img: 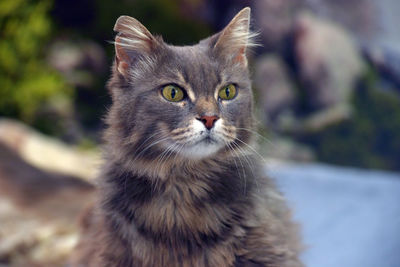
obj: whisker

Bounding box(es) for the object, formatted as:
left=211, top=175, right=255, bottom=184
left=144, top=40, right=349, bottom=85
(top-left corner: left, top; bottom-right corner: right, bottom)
left=233, top=137, right=267, bottom=164
left=154, top=143, right=174, bottom=170
left=233, top=141, right=257, bottom=181
left=133, top=135, right=171, bottom=162
left=225, top=141, right=246, bottom=195
left=171, top=142, right=186, bottom=167
left=154, top=142, right=179, bottom=172
left=236, top=127, right=276, bottom=149
left=129, top=130, right=164, bottom=149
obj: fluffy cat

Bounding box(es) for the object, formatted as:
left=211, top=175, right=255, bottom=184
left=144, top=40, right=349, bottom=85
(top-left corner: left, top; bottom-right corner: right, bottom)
left=71, top=7, right=303, bottom=267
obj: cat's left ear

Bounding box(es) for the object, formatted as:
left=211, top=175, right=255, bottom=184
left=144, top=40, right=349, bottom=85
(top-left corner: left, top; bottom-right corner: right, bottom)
left=213, top=7, right=256, bottom=67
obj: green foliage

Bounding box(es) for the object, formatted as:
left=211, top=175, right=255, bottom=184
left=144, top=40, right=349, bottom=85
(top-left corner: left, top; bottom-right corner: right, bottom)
left=301, top=67, right=400, bottom=171
left=93, top=0, right=211, bottom=53
left=0, top=0, right=70, bottom=121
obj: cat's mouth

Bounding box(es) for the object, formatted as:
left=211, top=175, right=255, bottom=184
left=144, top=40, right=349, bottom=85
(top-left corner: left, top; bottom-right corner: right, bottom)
left=169, top=119, right=233, bottom=159
left=196, top=133, right=218, bottom=145
left=176, top=132, right=223, bottom=159
left=202, top=135, right=216, bottom=144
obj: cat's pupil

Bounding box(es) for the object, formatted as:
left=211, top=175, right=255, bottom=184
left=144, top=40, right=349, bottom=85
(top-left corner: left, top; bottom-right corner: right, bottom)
left=171, top=88, right=176, bottom=99
left=225, top=87, right=230, bottom=97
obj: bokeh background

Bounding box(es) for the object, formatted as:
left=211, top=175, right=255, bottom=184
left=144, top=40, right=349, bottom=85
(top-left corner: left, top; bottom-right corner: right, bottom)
left=0, top=0, right=399, bottom=266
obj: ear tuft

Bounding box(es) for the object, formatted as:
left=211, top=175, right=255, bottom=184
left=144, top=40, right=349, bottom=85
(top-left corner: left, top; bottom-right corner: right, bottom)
left=113, top=16, right=159, bottom=75
left=214, top=7, right=259, bottom=66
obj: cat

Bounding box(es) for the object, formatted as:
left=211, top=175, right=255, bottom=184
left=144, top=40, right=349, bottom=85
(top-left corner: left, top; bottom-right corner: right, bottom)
left=70, top=7, right=303, bottom=267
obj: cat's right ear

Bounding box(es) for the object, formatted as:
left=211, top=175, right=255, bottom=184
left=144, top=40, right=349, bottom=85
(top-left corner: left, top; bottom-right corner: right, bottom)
left=113, top=16, right=159, bottom=76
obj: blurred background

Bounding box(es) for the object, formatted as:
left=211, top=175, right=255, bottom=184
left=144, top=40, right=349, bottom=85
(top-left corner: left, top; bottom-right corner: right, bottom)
left=0, top=0, right=399, bottom=266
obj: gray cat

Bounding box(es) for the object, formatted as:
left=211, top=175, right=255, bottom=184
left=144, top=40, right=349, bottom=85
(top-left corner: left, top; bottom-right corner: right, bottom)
left=71, top=7, right=303, bottom=267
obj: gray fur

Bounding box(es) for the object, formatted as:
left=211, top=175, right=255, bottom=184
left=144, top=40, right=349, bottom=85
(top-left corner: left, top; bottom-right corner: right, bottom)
left=71, top=7, right=303, bottom=267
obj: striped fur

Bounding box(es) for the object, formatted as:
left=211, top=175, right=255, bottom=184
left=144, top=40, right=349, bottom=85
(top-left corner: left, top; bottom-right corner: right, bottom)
left=71, top=7, right=303, bottom=267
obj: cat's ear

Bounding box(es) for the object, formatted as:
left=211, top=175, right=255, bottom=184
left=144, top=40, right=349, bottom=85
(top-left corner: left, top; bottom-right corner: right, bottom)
left=213, top=7, right=256, bottom=67
left=113, top=16, right=160, bottom=76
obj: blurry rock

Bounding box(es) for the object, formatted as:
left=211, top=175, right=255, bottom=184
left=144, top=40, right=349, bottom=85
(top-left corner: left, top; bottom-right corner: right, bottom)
left=281, top=104, right=353, bottom=134
left=253, top=0, right=305, bottom=51
left=47, top=40, right=107, bottom=87
left=294, top=12, right=365, bottom=110
left=0, top=143, right=95, bottom=266
left=363, top=45, right=400, bottom=90
left=46, top=39, right=108, bottom=144
left=0, top=197, right=79, bottom=267
left=305, top=0, right=378, bottom=42
left=0, top=142, right=95, bottom=217
left=254, top=55, right=296, bottom=126
left=0, top=118, right=101, bottom=181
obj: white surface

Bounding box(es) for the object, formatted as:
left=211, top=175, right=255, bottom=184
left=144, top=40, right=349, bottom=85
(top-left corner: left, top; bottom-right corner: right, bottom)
left=268, top=163, right=400, bottom=267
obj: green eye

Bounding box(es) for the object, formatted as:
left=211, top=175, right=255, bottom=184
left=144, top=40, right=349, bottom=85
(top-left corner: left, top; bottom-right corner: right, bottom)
left=218, top=84, right=237, bottom=100
left=162, top=85, right=184, bottom=102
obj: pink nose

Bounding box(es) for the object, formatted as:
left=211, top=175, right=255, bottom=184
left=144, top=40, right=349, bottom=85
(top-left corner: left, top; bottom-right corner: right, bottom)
left=198, top=115, right=219, bottom=130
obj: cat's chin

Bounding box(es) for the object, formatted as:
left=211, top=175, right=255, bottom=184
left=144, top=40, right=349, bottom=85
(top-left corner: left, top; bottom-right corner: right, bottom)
left=178, top=140, right=224, bottom=159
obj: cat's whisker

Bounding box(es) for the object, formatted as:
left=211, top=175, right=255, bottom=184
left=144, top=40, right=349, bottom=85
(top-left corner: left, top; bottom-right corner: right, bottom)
left=231, top=141, right=255, bottom=169
left=133, top=136, right=171, bottom=162
left=233, top=137, right=267, bottom=164
left=230, top=141, right=259, bottom=191
left=171, top=142, right=186, bottom=167
left=225, top=141, right=247, bottom=195
left=224, top=141, right=246, bottom=188
left=128, top=130, right=165, bottom=149
left=154, top=142, right=179, bottom=173
left=232, top=140, right=263, bottom=192
left=229, top=142, right=249, bottom=194
left=234, top=142, right=261, bottom=193
left=221, top=126, right=236, bottom=136
left=236, top=127, right=276, bottom=149
left=153, top=144, right=174, bottom=170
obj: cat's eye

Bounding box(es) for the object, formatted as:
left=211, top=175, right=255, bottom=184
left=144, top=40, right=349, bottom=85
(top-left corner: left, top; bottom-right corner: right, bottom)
left=161, top=85, right=185, bottom=102
left=218, top=84, right=237, bottom=100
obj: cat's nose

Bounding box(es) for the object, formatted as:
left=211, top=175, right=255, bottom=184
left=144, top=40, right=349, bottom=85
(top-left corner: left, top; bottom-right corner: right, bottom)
left=197, top=115, right=219, bottom=130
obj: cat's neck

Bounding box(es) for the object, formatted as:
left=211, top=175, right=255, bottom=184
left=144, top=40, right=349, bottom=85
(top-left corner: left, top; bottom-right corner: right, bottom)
left=100, top=156, right=257, bottom=247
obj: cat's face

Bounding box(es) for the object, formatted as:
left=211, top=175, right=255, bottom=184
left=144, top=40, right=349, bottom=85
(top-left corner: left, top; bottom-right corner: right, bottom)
left=107, top=8, right=256, bottom=162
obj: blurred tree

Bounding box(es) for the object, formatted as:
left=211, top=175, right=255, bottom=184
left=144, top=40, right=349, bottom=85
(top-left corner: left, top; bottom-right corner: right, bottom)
left=300, top=67, right=400, bottom=171
left=1, top=0, right=213, bottom=140
left=0, top=0, right=71, bottom=123
left=95, top=0, right=211, bottom=45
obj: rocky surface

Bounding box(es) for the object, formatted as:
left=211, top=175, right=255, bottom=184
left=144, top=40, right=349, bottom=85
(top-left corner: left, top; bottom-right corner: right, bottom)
left=294, top=12, right=364, bottom=110
left=250, top=2, right=367, bottom=134
left=304, top=0, right=378, bottom=41
left=0, top=142, right=95, bottom=267
left=0, top=120, right=97, bottom=266
left=253, top=0, right=305, bottom=51
left=254, top=55, right=296, bottom=127
left=0, top=119, right=101, bottom=182
left=47, top=40, right=107, bottom=88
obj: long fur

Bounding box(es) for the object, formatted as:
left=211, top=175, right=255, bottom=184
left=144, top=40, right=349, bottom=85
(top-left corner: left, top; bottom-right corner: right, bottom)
left=71, top=7, right=303, bottom=267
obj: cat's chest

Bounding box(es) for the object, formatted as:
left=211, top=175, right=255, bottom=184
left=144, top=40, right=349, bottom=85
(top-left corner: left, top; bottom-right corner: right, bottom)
left=119, top=186, right=245, bottom=267
left=134, top=180, right=234, bottom=235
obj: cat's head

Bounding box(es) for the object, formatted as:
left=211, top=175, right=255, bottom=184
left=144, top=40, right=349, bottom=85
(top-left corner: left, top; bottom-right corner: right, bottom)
left=106, top=8, right=257, bottom=165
